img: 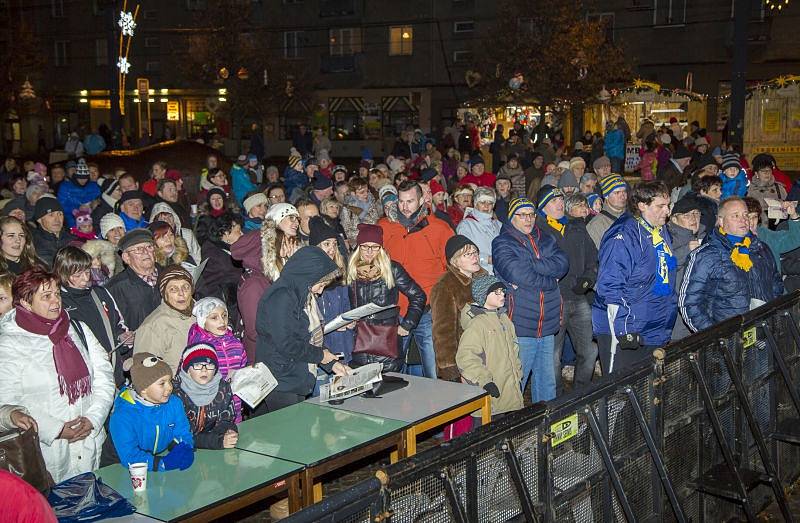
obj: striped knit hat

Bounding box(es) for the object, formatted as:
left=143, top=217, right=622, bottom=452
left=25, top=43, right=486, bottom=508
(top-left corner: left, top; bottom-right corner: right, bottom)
left=536, top=185, right=563, bottom=211
left=507, top=197, right=535, bottom=219
left=157, top=264, right=193, bottom=298
left=720, top=153, right=741, bottom=172
left=181, top=343, right=218, bottom=373
left=598, top=174, right=627, bottom=198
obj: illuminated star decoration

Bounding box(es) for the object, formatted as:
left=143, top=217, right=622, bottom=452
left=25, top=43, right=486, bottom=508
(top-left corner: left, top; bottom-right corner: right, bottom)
left=117, top=56, right=131, bottom=74
left=118, top=10, right=136, bottom=36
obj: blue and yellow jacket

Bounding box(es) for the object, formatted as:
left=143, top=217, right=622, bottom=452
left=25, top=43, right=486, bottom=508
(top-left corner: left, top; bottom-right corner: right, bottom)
left=109, top=387, right=194, bottom=471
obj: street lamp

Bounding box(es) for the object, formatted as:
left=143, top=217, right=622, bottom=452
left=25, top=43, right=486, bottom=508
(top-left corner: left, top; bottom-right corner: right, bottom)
left=766, top=0, right=789, bottom=9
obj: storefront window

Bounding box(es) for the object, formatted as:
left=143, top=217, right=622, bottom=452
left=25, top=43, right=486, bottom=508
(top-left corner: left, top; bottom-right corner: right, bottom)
left=329, top=98, right=363, bottom=140
left=382, top=96, right=418, bottom=138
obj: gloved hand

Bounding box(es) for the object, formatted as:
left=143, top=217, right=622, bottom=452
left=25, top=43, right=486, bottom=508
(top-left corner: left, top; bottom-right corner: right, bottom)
left=161, top=442, right=194, bottom=471
left=571, top=277, right=594, bottom=295
left=618, top=333, right=642, bottom=351
left=483, top=382, right=501, bottom=398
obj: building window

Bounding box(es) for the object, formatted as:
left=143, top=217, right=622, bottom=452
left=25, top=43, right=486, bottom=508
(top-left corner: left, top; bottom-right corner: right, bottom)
left=284, top=31, right=303, bottom=59
left=453, top=20, right=475, bottom=33
left=389, top=26, right=413, bottom=56
left=54, top=41, right=68, bottom=66
left=382, top=96, right=419, bottom=138
left=328, top=97, right=364, bottom=140
left=653, top=0, right=686, bottom=26
left=145, top=37, right=160, bottom=48
left=51, top=0, right=64, bottom=17
left=95, top=39, right=108, bottom=66
left=329, top=28, right=361, bottom=56
left=588, top=13, right=615, bottom=42
left=146, top=61, right=160, bottom=72
left=452, top=50, right=473, bottom=64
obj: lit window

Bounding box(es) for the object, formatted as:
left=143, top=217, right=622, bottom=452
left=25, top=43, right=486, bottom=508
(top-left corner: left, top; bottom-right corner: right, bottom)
left=389, top=26, right=413, bottom=56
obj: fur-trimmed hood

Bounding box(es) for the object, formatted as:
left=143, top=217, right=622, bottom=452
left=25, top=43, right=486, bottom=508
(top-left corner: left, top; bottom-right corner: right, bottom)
left=260, top=218, right=282, bottom=282
left=81, top=239, right=117, bottom=274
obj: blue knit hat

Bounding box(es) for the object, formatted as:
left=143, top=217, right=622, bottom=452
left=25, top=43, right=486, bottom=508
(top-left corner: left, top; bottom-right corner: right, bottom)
left=536, top=185, right=563, bottom=211
left=507, top=197, right=535, bottom=220
left=598, top=175, right=627, bottom=198
left=586, top=193, right=601, bottom=209
left=471, top=274, right=506, bottom=307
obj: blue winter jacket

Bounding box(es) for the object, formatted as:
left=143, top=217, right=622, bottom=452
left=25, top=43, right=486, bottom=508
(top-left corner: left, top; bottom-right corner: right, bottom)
left=679, top=227, right=784, bottom=333
left=284, top=168, right=308, bottom=200
left=592, top=213, right=678, bottom=346
left=120, top=211, right=148, bottom=232
left=231, top=165, right=257, bottom=207
left=57, top=179, right=101, bottom=228
left=492, top=222, right=569, bottom=338
left=720, top=170, right=748, bottom=199
left=319, top=283, right=355, bottom=364
left=243, top=215, right=263, bottom=232
left=604, top=129, right=625, bottom=160
left=109, top=388, right=194, bottom=471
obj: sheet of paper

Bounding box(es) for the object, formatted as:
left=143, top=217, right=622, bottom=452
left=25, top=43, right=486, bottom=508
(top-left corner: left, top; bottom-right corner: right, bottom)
left=764, top=198, right=787, bottom=220
left=230, top=362, right=278, bottom=408
left=323, top=303, right=397, bottom=333
left=319, top=363, right=383, bottom=402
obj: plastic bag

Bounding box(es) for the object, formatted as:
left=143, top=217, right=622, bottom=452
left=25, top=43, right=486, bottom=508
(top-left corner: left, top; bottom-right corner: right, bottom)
left=47, top=472, right=135, bottom=522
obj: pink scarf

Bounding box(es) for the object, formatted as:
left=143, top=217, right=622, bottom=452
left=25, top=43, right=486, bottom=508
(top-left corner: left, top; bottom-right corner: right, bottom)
left=15, top=307, right=91, bottom=405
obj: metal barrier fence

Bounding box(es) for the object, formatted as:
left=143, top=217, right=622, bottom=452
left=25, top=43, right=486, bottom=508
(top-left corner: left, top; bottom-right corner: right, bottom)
left=285, top=292, right=800, bottom=522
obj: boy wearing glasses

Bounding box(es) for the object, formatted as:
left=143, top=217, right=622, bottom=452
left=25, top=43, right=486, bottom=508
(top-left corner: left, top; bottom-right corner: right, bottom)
left=456, top=274, right=523, bottom=418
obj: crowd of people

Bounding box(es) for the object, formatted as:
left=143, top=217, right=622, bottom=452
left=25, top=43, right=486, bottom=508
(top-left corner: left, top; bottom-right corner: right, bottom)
left=0, top=116, right=797, bottom=512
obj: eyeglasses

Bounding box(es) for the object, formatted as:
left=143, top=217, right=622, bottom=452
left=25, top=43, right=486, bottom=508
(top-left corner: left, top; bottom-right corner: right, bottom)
left=515, top=212, right=536, bottom=221
left=462, top=250, right=479, bottom=258
left=126, top=243, right=154, bottom=255
left=269, top=194, right=285, bottom=200
left=359, top=244, right=381, bottom=252
left=190, top=363, right=217, bottom=371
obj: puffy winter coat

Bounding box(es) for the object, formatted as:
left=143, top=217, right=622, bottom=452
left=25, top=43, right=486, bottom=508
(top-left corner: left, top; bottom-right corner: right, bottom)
left=679, top=227, right=783, bottom=333
left=284, top=168, right=308, bottom=203
left=57, top=179, right=101, bottom=228
left=604, top=128, right=625, bottom=159
left=0, top=311, right=115, bottom=483
left=492, top=222, right=568, bottom=338
left=173, top=374, right=237, bottom=450
left=592, top=214, right=677, bottom=346
left=109, top=388, right=193, bottom=470
left=32, top=227, right=77, bottom=268
left=537, top=215, right=598, bottom=302
left=106, top=266, right=162, bottom=331
left=230, top=230, right=271, bottom=363
left=379, top=209, right=452, bottom=314
left=348, top=261, right=426, bottom=371
left=457, top=207, right=502, bottom=274
left=230, top=165, right=258, bottom=207
left=134, top=302, right=195, bottom=374
left=456, top=304, right=523, bottom=415
left=720, top=170, right=749, bottom=199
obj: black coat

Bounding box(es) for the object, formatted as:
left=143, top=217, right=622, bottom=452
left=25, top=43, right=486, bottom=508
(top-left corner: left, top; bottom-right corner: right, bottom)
left=657, top=161, right=686, bottom=193
left=173, top=375, right=237, bottom=450
left=32, top=227, right=76, bottom=268
left=195, top=240, right=243, bottom=330
left=348, top=261, right=427, bottom=372
left=62, top=285, right=130, bottom=387
left=255, top=246, right=338, bottom=396
left=105, top=266, right=162, bottom=331
left=536, top=215, right=598, bottom=302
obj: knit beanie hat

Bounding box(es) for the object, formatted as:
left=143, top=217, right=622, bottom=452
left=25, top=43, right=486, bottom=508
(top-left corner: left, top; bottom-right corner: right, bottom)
left=73, top=208, right=92, bottom=227
left=356, top=223, right=383, bottom=246
left=469, top=156, right=485, bottom=167
left=288, top=153, right=302, bottom=170
left=471, top=274, right=506, bottom=307
left=157, top=264, right=193, bottom=299
left=309, top=215, right=338, bottom=246
left=192, top=297, right=226, bottom=330
left=206, top=187, right=226, bottom=206
left=243, top=192, right=268, bottom=214
left=536, top=185, right=564, bottom=211
left=74, top=159, right=90, bottom=179
left=473, top=186, right=496, bottom=205
left=123, top=352, right=173, bottom=394
left=100, top=213, right=125, bottom=239
left=721, top=153, right=742, bottom=172
left=507, top=197, right=535, bottom=219
left=558, top=170, right=578, bottom=189
left=445, top=234, right=476, bottom=263
left=378, top=184, right=398, bottom=206
left=181, top=343, right=219, bottom=373
left=429, top=180, right=446, bottom=196
left=316, top=149, right=331, bottom=163
left=313, top=174, right=333, bottom=190
left=598, top=175, right=627, bottom=198
left=33, top=196, right=63, bottom=221
left=265, top=202, right=299, bottom=223
left=100, top=177, right=120, bottom=198
left=119, top=190, right=144, bottom=206
left=420, top=167, right=438, bottom=182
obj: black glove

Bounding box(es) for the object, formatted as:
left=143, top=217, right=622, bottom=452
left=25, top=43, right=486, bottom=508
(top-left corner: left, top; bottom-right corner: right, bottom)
left=571, top=277, right=594, bottom=295
left=618, top=333, right=642, bottom=351
left=483, top=382, right=501, bottom=398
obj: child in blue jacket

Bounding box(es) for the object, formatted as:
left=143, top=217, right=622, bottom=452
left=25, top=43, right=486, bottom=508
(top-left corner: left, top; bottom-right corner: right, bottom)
left=109, top=352, right=194, bottom=472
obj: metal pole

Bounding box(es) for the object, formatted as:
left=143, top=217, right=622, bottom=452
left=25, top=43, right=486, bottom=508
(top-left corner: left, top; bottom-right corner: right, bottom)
left=108, top=0, right=122, bottom=143
left=728, top=0, right=750, bottom=149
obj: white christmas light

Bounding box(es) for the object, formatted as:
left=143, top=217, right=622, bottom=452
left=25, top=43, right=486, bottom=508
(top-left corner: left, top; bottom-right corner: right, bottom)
left=118, top=11, right=136, bottom=36
left=117, top=56, right=131, bottom=74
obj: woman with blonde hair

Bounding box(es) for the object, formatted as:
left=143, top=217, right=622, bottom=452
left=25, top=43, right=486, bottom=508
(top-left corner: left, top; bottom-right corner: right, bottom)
left=346, top=224, right=426, bottom=372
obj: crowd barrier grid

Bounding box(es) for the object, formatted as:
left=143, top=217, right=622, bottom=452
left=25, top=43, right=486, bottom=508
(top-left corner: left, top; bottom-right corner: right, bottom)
left=284, top=292, right=800, bottom=523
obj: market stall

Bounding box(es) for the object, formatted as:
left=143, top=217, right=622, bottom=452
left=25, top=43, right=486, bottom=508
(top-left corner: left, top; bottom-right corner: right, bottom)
left=743, top=75, right=800, bottom=171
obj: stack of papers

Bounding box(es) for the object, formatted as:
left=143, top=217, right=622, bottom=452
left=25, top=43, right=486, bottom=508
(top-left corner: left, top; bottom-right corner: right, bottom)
left=319, top=363, right=383, bottom=402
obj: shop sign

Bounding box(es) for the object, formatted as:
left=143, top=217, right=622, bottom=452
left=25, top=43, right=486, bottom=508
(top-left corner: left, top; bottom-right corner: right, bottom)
left=167, top=101, right=179, bottom=121
left=762, top=110, right=781, bottom=133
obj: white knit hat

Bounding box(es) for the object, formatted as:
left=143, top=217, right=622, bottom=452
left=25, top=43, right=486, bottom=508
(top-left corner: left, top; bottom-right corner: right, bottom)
left=243, top=192, right=268, bottom=214
left=265, top=202, right=299, bottom=223
left=99, top=213, right=125, bottom=239
left=192, top=296, right=226, bottom=330
left=473, top=187, right=496, bottom=204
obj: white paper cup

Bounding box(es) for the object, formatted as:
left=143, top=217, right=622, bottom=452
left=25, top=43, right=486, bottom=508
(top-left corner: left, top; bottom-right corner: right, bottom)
left=191, top=204, right=198, bottom=215
left=128, top=462, right=148, bottom=493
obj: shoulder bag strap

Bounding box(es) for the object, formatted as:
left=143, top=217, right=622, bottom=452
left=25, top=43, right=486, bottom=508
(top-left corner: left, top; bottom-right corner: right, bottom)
left=90, top=289, right=117, bottom=368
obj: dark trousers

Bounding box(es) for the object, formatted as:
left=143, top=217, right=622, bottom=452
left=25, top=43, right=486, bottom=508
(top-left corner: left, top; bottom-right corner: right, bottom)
left=597, top=334, right=656, bottom=376
left=554, top=299, right=596, bottom=394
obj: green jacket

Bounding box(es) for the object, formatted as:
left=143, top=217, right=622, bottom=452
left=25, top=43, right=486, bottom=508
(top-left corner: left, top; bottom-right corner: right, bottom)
left=757, top=218, right=800, bottom=271
left=456, top=304, right=524, bottom=415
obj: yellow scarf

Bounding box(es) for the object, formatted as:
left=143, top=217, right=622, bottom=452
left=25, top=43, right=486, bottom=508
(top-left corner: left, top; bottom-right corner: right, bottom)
left=721, top=227, right=753, bottom=272
left=637, top=218, right=672, bottom=256
left=546, top=216, right=565, bottom=236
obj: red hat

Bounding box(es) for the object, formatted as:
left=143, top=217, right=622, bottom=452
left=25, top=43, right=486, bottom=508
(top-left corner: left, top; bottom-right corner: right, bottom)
left=356, top=223, right=383, bottom=246
left=165, top=169, right=183, bottom=181
left=429, top=180, right=445, bottom=196
left=669, top=117, right=678, bottom=124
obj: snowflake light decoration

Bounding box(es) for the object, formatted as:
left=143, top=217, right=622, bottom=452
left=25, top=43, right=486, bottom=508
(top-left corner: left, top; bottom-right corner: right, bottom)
left=118, top=11, right=136, bottom=36
left=117, top=56, right=131, bottom=74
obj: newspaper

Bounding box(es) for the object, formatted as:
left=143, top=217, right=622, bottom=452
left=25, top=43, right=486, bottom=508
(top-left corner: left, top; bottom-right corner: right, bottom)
left=319, top=362, right=383, bottom=402
left=323, top=303, right=397, bottom=334
left=764, top=198, right=788, bottom=221
left=230, top=362, right=278, bottom=408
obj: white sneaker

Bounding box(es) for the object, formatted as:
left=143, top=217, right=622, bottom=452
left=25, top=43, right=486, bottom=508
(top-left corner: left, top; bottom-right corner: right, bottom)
left=561, top=365, right=575, bottom=382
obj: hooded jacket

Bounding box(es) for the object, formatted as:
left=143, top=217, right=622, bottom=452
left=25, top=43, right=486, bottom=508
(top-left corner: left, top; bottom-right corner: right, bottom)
left=720, top=170, right=748, bottom=199
left=231, top=230, right=271, bottom=363
left=134, top=302, right=196, bottom=374
left=150, top=202, right=202, bottom=264
left=456, top=304, right=524, bottom=415
left=457, top=207, right=502, bottom=274
left=255, top=246, right=338, bottom=396
left=230, top=165, right=258, bottom=207
left=592, top=213, right=677, bottom=346
left=109, top=388, right=193, bottom=470
left=536, top=215, right=598, bottom=302
left=0, top=311, right=115, bottom=483
left=679, top=227, right=783, bottom=333
left=492, top=222, right=569, bottom=338
left=57, top=179, right=101, bottom=228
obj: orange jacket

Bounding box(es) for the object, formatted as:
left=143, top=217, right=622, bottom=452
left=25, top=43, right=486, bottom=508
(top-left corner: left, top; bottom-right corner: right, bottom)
left=379, top=213, right=453, bottom=315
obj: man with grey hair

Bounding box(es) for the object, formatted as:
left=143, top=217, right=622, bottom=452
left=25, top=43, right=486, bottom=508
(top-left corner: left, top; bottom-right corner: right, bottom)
left=579, top=172, right=598, bottom=195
